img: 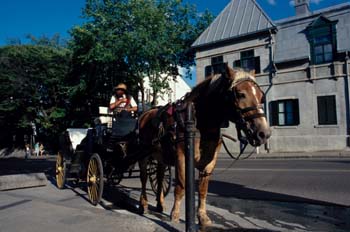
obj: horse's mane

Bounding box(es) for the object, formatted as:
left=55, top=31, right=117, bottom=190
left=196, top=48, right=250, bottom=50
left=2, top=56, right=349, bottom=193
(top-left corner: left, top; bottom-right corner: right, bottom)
left=184, top=68, right=256, bottom=102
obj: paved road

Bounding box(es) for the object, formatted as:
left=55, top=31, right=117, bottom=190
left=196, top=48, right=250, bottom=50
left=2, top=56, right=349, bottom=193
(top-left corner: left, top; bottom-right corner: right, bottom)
left=212, top=157, right=350, bottom=206
left=1, top=155, right=350, bottom=231
left=204, top=157, right=350, bottom=231
left=110, top=156, right=350, bottom=231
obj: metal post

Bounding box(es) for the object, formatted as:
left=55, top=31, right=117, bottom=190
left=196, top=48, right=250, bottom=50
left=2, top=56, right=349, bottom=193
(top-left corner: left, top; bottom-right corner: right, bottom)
left=185, top=103, right=196, bottom=232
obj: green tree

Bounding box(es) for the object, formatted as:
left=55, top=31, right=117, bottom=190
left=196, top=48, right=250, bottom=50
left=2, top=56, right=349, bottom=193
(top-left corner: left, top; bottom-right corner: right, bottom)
left=26, top=33, right=68, bottom=48
left=0, top=45, right=71, bottom=147
left=69, top=0, right=213, bottom=109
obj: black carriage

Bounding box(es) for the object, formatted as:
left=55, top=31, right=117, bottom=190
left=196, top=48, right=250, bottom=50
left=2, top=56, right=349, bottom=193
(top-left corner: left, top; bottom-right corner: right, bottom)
left=55, top=108, right=172, bottom=205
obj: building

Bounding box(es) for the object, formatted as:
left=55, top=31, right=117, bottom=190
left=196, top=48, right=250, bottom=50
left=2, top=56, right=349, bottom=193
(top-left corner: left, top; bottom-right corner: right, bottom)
left=142, top=73, right=191, bottom=106
left=192, top=0, right=350, bottom=152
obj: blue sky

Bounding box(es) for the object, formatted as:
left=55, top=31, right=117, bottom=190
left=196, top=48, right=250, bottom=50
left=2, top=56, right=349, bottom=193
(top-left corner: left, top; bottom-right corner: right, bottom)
left=0, top=0, right=348, bottom=86
left=1, top=0, right=348, bottom=46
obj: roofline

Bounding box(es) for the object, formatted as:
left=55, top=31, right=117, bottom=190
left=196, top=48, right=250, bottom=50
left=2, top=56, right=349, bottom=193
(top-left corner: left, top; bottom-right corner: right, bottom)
left=191, top=27, right=277, bottom=50
left=192, top=0, right=277, bottom=49
left=252, top=0, right=276, bottom=27
left=274, top=2, right=350, bottom=25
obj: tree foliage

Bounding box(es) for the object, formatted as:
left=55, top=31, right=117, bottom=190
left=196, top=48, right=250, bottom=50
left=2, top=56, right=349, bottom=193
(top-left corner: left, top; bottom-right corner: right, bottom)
left=0, top=45, right=71, bottom=146
left=70, top=0, right=213, bottom=106
left=0, top=0, right=214, bottom=148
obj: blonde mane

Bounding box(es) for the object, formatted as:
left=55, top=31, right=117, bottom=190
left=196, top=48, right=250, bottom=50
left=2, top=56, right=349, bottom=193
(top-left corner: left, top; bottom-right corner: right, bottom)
left=185, top=68, right=256, bottom=102
left=229, top=69, right=256, bottom=88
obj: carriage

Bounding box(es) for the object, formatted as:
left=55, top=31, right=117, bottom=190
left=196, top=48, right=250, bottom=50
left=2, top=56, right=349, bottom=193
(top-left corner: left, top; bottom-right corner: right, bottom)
left=55, top=107, right=172, bottom=205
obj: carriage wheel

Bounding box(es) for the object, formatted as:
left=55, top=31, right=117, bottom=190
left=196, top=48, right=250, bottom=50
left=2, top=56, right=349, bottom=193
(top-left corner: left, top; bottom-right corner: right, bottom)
left=148, top=158, right=172, bottom=197
left=56, top=151, right=66, bottom=189
left=87, top=153, right=104, bottom=206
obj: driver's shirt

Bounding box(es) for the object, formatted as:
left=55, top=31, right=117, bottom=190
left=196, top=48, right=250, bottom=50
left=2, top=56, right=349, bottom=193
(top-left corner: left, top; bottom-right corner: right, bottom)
left=110, top=95, right=137, bottom=112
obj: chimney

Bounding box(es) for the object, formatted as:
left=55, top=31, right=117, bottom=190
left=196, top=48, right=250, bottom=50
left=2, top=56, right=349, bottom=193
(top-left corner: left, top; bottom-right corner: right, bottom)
left=294, top=0, right=311, bottom=17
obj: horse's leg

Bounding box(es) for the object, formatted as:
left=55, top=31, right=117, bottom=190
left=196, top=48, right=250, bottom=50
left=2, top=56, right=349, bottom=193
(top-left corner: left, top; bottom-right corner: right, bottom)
left=156, top=161, right=166, bottom=212
left=170, top=143, right=185, bottom=222
left=197, top=138, right=221, bottom=227
left=138, top=157, right=149, bottom=214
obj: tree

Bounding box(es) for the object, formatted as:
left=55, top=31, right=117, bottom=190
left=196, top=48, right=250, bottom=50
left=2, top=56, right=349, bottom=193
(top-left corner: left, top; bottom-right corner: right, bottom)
left=69, top=0, right=213, bottom=109
left=26, top=33, right=68, bottom=48
left=0, top=45, right=71, bottom=147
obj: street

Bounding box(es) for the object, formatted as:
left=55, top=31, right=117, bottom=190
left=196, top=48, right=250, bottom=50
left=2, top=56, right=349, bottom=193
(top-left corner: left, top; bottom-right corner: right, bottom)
left=205, top=156, right=350, bottom=231
left=1, top=155, right=350, bottom=231
left=212, top=157, right=350, bottom=206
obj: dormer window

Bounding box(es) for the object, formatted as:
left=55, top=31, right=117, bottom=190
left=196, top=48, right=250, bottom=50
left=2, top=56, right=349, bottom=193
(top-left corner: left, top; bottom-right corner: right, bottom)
left=307, top=16, right=337, bottom=65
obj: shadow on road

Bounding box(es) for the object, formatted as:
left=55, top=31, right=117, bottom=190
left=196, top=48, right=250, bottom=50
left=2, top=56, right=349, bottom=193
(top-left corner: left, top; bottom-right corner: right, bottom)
left=207, top=180, right=345, bottom=207
left=0, top=157, right=55, bottom=176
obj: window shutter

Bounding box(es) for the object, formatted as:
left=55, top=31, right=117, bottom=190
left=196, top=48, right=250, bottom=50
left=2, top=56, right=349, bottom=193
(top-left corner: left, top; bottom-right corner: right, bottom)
left=254, top=57, right=261, bottom=74
left=233, top=60, right=241, bottom=68
left=292, top=99, right=300, bottom=125
left=205, top=65, right=213, bottom=78
left=317, top=97, right=326, bottom=124
left=327, top=96, right=337, bottom=124
left=269, top=101, right=278, bottom=126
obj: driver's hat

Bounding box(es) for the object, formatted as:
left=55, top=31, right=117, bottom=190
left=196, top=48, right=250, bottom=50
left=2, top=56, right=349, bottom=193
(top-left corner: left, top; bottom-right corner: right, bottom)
left=114, top=83, right=127, bottom=91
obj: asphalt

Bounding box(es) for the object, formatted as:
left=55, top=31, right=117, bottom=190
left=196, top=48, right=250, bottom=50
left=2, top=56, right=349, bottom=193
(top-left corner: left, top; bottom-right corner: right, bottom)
left=1, top=148, right=350, bottom=232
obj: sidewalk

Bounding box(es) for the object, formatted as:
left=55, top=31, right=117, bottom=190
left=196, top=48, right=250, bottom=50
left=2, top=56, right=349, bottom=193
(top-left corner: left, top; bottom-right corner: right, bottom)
left=0, top=184, right=161, bottom=232
left=0, top=155, right=165, bottom=232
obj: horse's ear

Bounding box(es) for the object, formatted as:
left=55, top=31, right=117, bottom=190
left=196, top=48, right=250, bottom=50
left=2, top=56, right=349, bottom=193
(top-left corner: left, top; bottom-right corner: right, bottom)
left=223, top=63, right=235, bottom=80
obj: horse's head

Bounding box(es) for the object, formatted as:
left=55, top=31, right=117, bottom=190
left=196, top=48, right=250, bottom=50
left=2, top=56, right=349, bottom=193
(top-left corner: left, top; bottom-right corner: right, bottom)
left=224, top=65, right=271, bottom=147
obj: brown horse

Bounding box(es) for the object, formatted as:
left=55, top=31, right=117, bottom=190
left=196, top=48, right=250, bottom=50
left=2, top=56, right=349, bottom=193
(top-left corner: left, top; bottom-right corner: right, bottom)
left=137, top=64, right=271, bottom=227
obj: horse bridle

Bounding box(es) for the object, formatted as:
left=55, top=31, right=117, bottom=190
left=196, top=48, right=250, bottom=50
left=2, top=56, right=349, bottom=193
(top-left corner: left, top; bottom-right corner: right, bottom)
left=227, top=77, right=266, bottom=146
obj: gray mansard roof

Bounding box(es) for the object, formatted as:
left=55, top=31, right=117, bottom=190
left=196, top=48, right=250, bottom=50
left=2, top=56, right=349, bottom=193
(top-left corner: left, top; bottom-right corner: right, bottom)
left=274, top=2, right=350, bottom=63
left=192, top=0, right=275, bottom=48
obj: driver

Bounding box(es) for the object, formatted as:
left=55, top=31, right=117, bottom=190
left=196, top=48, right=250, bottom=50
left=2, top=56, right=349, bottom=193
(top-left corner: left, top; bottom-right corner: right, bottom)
left=109, top=83, right=137, bottom=115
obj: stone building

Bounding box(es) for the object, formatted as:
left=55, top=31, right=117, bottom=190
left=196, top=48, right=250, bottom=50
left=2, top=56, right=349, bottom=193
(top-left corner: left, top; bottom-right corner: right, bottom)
left=192, top=0, right=350, bottom=152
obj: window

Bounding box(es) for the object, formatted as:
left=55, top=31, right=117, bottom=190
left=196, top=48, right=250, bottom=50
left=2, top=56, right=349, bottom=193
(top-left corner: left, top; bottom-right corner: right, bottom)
left=204, top=55, right=224, bottom=78
left=317, top=95, right=337, bottom=125
left=205, top=65, right=213, bottom=77
left=233, top=49, right=261, bottom=74
left=270, top=99, right=300, bottom=126
left=313, top=35, right=333, bottom=64
left=307, top=16, right=337, bottom=65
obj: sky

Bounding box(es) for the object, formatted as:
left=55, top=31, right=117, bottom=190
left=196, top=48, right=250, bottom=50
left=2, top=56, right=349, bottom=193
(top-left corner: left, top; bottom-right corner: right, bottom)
left=0, top=0, right=348, bottom=85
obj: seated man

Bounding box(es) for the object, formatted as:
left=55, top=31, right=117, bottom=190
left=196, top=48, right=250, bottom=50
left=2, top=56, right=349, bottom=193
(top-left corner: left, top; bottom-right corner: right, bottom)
left=109, top=83, right=138, bottom=139
left=109, top=83, right=137, bottom=116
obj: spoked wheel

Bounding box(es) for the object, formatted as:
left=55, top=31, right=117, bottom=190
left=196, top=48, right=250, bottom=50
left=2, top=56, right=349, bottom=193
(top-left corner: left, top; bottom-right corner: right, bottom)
left=87, top=153, right=104, bottom=206
left=56, top=151, right=66, bottom=189
left=148, top=158, right=172, bottom=197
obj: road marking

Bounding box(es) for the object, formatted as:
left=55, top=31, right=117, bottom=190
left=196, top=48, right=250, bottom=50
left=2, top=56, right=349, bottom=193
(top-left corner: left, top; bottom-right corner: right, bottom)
left=214, top=168, right=350, bottom=172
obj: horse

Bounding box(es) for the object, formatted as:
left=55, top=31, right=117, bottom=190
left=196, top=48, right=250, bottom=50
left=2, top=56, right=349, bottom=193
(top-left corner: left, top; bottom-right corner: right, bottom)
left=137, top=64, right=271, bottom=227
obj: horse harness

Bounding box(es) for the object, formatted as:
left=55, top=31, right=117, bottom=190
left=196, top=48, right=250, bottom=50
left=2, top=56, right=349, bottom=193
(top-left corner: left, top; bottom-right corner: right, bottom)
left=226, top=76, right=267, bottom=147
left=153, top=99, right=197, bottom=145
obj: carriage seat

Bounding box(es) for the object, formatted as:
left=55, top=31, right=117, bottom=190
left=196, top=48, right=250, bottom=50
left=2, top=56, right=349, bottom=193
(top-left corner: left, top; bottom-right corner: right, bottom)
left=66, top=128, right=91, bottom=151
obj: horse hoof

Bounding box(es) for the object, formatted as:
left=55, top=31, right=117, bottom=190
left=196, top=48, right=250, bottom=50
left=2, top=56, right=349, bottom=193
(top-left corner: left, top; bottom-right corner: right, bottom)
left=198, top=213, right=212, bottom=227
left=139, top=206, right=149, bottom=215
left=156, top=203, right=165, bottom=213
left=170, top=211, right=180, bottom=223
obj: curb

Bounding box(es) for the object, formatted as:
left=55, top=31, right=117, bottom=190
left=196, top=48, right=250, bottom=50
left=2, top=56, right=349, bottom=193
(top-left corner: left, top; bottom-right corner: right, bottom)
left=0, top=172, right=48, bottom=191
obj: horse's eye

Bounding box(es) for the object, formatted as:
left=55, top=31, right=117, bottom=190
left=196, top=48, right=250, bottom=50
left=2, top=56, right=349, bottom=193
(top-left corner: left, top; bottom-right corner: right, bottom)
left=237, top=92, right=246, bottom=99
